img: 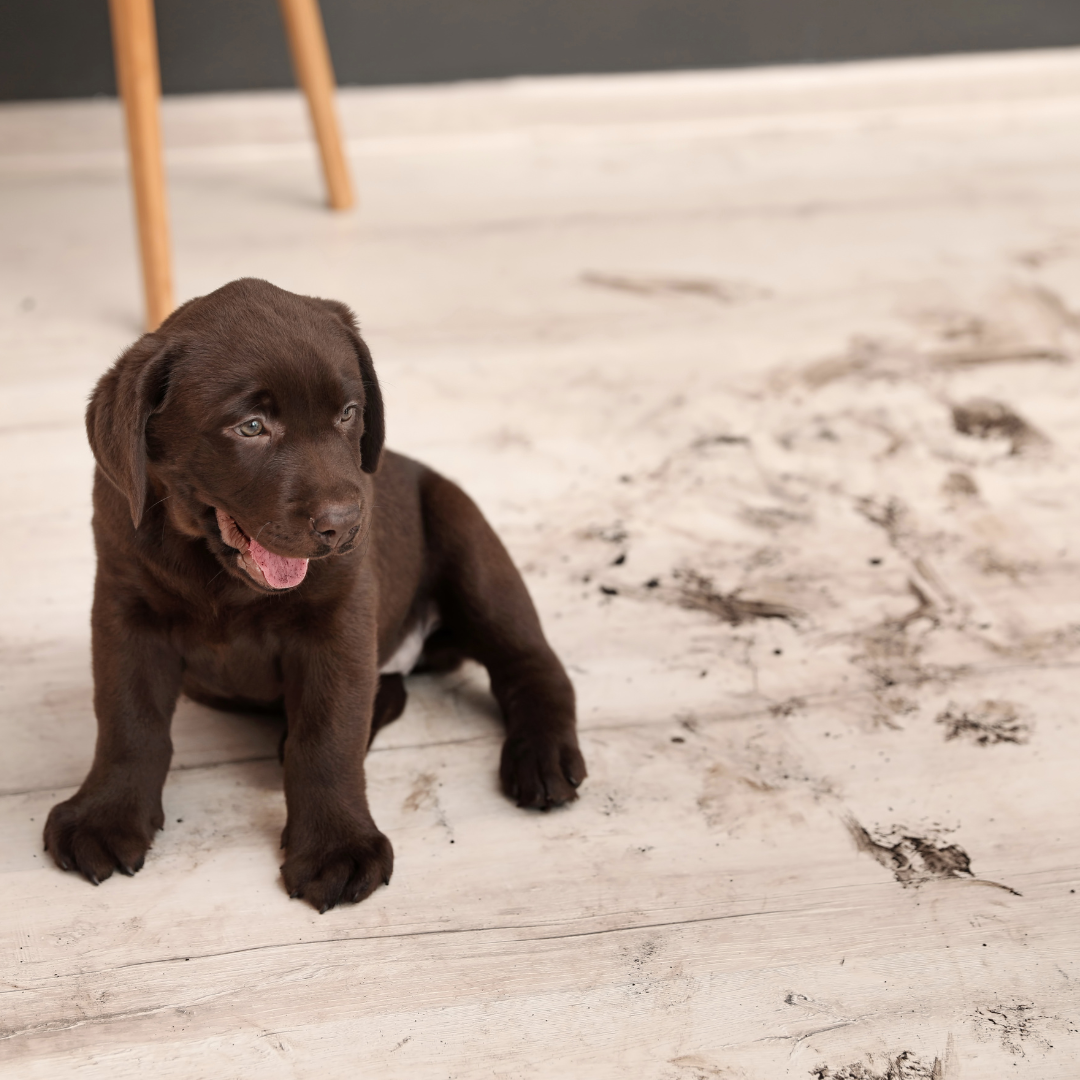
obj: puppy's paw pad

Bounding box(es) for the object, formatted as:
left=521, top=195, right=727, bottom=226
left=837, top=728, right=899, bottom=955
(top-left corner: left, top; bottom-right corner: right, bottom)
left=500, top=734, right=587, bottom=810
left=282, top=828, right=394, bottom=912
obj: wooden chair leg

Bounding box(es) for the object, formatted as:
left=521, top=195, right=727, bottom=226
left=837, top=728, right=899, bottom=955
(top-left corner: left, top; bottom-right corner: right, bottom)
left=278, top=0, right=354, bottom=210
left=108, top=0, right=174, bottom=331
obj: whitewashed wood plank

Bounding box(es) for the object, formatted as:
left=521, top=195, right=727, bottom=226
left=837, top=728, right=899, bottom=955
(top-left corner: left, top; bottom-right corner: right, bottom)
left=3, top=52, right=1080, bottom=1080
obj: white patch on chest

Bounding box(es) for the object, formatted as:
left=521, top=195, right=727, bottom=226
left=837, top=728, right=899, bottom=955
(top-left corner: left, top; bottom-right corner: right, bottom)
left=379, top=605, right=441, bottom=675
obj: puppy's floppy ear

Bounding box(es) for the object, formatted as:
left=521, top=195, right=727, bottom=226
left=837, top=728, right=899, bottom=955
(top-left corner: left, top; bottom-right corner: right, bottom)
left=317, top=299, right=385, bottom=474
left=86, top=334, right=174, bottom=529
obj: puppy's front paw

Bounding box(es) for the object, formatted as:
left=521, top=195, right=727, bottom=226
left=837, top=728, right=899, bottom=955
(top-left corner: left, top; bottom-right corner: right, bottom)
left=500, top=732, right=587, bottom=810
left=44, top=792, right=162, bottom=884
left=281, top=823, right=394, bottom=912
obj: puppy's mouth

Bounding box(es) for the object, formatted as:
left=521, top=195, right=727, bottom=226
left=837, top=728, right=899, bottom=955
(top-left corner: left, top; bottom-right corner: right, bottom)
left=214, top=508, right=309, bottom=590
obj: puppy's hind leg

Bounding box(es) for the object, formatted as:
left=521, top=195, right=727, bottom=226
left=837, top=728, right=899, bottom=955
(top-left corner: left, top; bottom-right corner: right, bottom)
left=368, top=674, right=408, bottom=749
left=422, top=471, right=587, bottom=809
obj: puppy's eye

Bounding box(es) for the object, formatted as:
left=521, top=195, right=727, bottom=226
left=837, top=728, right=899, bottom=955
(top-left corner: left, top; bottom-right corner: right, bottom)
left=237, top=418, right=264, bottom=437
left=341, top=405, right=357, bottom=422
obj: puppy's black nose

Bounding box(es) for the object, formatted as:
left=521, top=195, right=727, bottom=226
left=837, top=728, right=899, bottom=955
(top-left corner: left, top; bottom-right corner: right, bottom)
left=310, top=503, right=361, bottom=548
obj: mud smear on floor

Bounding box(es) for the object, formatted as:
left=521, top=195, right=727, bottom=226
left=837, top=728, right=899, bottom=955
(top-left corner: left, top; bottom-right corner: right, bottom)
left=581, top=271, right=768, bottom=304
left=852, top=492, right=1080, bottom=670
left=770, top=696, right=807, bottom=717
left=850, top=581, right=960, bottom=726
left=740, top=504, right=813, bottom=532
left=402, top=771, right=438, bottom=812
left=799, top=335, right=914, bottom=388
left=854, top=497, right=935, bottom=572
left=982, top=621, right=1080, bottom=663
left=800, top=336, right=1068, bottom=389
left=936, top=700, right=1030, bottom=745
left=849, top=497, right=965, bottom=717
left=698, top=762, right=777, bottom=828
left=919, top=282, right=1077, bottom=367
left=799, top=284, right=1077, bottom=389
left=932, top=346, right=1069, bottom=370
left=972, top=1002, right=1072, bottom=1057
left=853, top=497, right=953, bottom=602
left=846, top=818, right=1019, bottom=894
left=1012, top=240, right=1080, bottom=270
left=810, top=1051, right=943, bottom=1080
left=578, top=522, right=628, bottom=545
left=668, top=1054, right=744, bottom=1078
left=941, top=470, right=979, bottom=499
left=856, top=611, right=937, bottom=688
left=969, top=546, right=1038, bottom=582
left=671, top=569, right=802, bottom=626
left=690, top=433, right=750, bottom=449
left=951, top=398, right=1048, bottom=455
left=697, top=735, right=836, bottom=832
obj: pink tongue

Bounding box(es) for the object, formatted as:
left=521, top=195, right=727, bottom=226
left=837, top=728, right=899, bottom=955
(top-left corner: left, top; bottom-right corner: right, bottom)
left=248, top=536, right=309, bottom=589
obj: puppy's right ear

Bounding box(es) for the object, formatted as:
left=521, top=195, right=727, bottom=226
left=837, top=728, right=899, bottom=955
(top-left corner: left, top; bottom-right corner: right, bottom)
left=86, top=334, right=174, bottom=529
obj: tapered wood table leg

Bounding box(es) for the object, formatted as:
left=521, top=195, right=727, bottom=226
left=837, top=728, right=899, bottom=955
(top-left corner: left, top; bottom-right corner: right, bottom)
left=278, top=0, right=355, bottom=210
left=108, top=0, right=174, bottom=331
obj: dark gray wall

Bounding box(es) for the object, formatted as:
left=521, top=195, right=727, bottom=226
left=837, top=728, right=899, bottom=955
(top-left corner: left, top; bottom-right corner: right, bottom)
left=3, top=0, right=1080, bottom=101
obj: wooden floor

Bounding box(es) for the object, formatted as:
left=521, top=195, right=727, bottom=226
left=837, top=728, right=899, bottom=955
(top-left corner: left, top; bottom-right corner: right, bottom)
left=3, top=50, right=1080, bottom=1078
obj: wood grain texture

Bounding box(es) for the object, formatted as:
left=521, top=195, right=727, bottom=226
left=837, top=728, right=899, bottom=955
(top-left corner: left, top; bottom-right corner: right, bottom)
left=2, top=51, right=1080, bottom=1078
left=108, top=0, right=173, bottom=330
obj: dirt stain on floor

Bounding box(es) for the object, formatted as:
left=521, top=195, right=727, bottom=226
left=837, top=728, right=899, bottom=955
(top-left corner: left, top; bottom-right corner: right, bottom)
left=672, top=569, right=802, bottom=626
left=936, top=700, right=1030, bottom=745
left=941, top=470, right=979, bottom=499
left=951, top=398, right=1048, bottom=455
left=698, top=761, right=779, bottom=821
left=972, top=1002, right=1071, bottom=1057
left=850, top=584, right=960, bottom=727
left=402, top=771, right=439, bottom=812
left=580, top=270, right=768, bottom=304
left=799, top=283, right=1077, bottom=389
left=810, top=1051, right=943, bottom=1079
left=845, top=818, right=1019, bottom=894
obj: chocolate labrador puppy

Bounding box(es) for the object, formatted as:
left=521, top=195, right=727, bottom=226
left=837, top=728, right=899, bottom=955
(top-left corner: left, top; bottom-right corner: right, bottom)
left=44, top=278, right=586, bottom=911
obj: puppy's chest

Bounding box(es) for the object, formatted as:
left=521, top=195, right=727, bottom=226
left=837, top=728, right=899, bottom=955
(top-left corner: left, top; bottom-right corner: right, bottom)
left=179, top=626, right=284, bottom=704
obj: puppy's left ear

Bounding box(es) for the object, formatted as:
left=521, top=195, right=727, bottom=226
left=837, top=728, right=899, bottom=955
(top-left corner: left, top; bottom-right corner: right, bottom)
left=318, top=299, right=385, bottom=474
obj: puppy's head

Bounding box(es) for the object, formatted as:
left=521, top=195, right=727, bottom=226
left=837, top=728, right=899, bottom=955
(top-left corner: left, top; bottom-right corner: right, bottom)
left=87, top=278, right=384, bottom=592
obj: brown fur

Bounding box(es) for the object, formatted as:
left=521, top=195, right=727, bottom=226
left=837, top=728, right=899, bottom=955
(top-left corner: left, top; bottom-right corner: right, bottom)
left=44, top=278, right=586, bottom=912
